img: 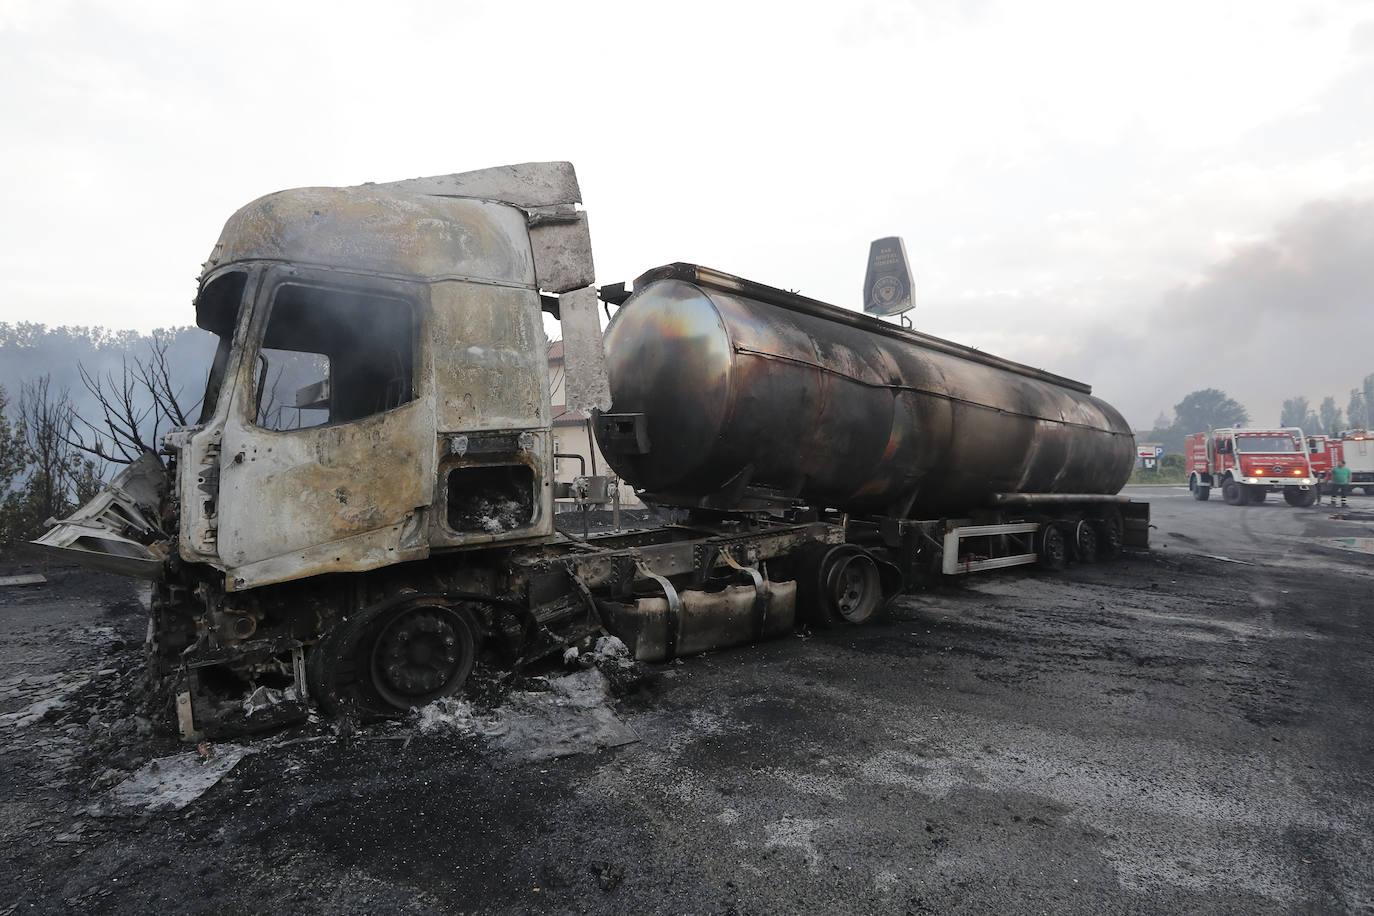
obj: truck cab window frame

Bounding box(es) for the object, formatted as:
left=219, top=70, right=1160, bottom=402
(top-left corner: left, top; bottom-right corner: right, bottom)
left=194, top=269, right=250, bottom=425
left=249, top=277, right=418, bottom=432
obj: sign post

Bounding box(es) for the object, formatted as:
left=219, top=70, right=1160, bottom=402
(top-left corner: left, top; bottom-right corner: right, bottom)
left=1136, top=442, right=1164, bottom=473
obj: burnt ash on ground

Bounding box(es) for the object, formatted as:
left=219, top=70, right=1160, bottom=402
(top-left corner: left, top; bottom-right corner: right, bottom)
left=1, top=491, right=1372, bottom=914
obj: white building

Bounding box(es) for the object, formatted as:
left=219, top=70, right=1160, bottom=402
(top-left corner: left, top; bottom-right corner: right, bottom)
left=547, top=340, right=642, bottom=509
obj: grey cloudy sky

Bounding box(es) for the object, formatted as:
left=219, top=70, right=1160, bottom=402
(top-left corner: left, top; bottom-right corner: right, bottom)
left=2, top=0, right=1372, bottom=429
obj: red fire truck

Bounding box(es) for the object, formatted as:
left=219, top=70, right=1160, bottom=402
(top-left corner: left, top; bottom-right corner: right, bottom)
left=1186, top=427, right=1318, bottom=506
left=1308, top=429, right=1374, bottom=496
left=1306, top=434, right=1337, bottom=480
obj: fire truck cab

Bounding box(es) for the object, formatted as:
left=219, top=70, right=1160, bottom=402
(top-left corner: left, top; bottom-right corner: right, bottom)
left=1186, top=427, right=1318, bottom=507
left=1306, top=434, right=1336, bottom=477
left=1332, top=429, right=1374, bottom=495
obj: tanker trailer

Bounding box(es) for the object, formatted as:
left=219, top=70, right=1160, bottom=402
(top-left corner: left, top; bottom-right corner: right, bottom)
left=595, top=263, right=1147, bottom=584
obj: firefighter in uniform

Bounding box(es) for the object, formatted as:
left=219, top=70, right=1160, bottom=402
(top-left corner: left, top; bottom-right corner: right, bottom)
left=1329, top=460, right=1352, bottom=508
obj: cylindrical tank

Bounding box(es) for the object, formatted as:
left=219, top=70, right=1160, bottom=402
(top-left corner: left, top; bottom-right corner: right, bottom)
left=597, top=264, right=1135, bottom=518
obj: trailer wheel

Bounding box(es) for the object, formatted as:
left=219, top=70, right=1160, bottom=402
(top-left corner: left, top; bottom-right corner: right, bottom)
left=1093, top=512, right=1124, bottom=559
left=1190, top=475, right=1210, bottom=501
left=1037, top=524, right=1066, bottom=571
left=1073, top=520, right=1099, bottom=563
left=798, top=545, right=886, bottom=627
left=1246, top=486, right=1267, bottom=505
left=1283, top=487, right=1317, bottom=508
left=1222, top=479, right=1245, bottom=506
left=309, top=595, right=480, bottom=717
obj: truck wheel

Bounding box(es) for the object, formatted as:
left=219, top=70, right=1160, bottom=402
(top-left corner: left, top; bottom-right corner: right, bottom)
left=1073, top=520, right=1099, bottom=563
left=1283, top=487, right=1317, bottom=508
left=820, top=546, right=884, bottom=626
left=1222, top=480, right=1245, bottom=506
left=1190, top=475, right=1210, bottom=501
left=797, top=544, right=887, bottom=627
left=1093, top=512, right=1124, bottom=559
left=309, top=595, right=480, bottom=717
left=1246, top=486, right=1267, bottom=505
left=367, top=603, right=478, bottom=710
left=1037, top=524, right=1066, bottom=571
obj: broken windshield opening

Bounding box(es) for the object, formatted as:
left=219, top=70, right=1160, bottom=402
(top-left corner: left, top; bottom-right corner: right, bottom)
left=195, top=270, right=249, bottom=424
left=1237, top=436, right=1299, bottom=453
left=252, top=281, right=416, bottom=431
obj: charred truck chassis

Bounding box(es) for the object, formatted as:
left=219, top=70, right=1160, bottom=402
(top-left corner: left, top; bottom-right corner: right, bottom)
left=149, top=500, right=1142, bottom=739
left=148, top=516, right=852, bottom=738
left=35, top=162, right=1148, bottom=739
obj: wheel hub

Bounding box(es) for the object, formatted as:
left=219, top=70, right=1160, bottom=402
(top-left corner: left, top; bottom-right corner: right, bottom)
left=375, top=610, right=462, bottom=698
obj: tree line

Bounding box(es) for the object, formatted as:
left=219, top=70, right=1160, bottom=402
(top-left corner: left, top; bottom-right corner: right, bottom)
left=0, top=379, right=103, bottom=543
left=0, top=326, right=207, bottom=544
left=1277, top=373, right=1374, bottom=437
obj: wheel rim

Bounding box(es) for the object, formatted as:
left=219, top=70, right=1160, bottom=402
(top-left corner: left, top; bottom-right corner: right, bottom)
left=369, top=605, right=475, bottom=710
left=826, top=553, right=881, bottom=623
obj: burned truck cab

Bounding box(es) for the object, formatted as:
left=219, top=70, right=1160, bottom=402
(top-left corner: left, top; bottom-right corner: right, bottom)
left=42, top=163, right=608, bottom=736
left=179, top=183, right=565, bottom=590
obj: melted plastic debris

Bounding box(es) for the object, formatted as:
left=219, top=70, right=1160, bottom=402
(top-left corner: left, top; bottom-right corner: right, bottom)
left=242, top=685, right=302, bottom=717
left=449, top=495, right=532, bottom=534
left=483, top=498, right=528, bottom=533
left=413, top=668, right=639, bottom=763
left=102, top=744, right=253, bottom=813
left=589, top=635, right=631, bottom=663
left=414, top=696, right=491, bottom=735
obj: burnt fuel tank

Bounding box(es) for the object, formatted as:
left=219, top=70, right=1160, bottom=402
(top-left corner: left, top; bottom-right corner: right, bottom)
left=595, top=264, right=1135, bottom=518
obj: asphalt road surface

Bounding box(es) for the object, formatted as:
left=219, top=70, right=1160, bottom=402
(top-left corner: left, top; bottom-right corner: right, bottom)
left=1, top=484, right=1371, bottom=914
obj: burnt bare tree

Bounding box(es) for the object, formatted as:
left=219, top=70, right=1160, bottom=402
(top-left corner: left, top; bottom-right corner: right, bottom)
left=66, top=333, right=200, bottom=464
left=17, top=375, right=79, bottom=525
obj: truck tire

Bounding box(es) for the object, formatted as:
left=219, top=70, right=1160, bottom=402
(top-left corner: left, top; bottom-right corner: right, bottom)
left=1093, top=511, right=1125, bottom=559
left=1222, top=479, right=1245, bottom=506
left=1283, top=487, right=1317, bottom=508
left=1190, top=475, right=1210, bottom=501
left=1037, top=524, right=1067, bottom=571
left=309, top=594, right=480, bottom=717
left=1073, top=520, right=1099, bottom=563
